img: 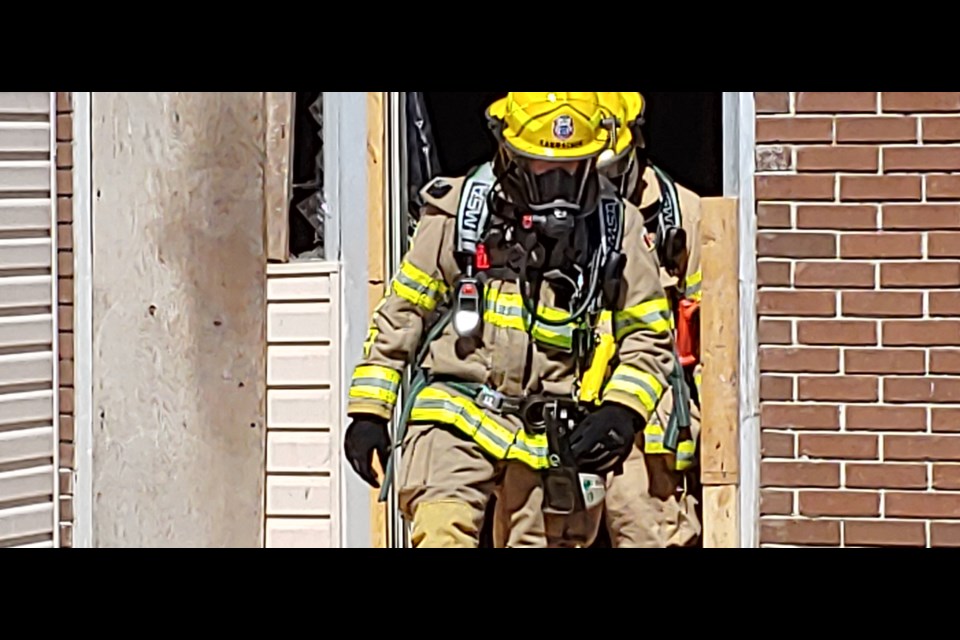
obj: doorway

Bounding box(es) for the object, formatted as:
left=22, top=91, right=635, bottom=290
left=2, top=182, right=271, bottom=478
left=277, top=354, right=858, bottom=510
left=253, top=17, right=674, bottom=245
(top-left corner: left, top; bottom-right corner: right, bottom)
left=388, top=91, right=725, bottom=547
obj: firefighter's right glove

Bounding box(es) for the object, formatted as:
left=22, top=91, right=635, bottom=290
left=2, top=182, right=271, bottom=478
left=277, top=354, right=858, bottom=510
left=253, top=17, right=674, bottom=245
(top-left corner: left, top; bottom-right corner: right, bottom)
left=344, top=416, right=392, bottom=489
left=569, top=404, right=640, bottom=474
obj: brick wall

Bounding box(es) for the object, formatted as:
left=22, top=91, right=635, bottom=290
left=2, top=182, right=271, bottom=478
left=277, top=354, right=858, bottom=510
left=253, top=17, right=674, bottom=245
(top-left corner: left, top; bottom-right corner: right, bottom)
left=755, top=92, right=960, bottom=547
left=55, top=92, right=74, bottom=547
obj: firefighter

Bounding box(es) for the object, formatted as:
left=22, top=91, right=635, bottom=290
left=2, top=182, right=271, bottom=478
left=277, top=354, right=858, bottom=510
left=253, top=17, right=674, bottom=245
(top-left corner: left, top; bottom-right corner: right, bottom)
left=342, top=92, right=679, bottom=548
left=595, top=91, right=704, bottom=548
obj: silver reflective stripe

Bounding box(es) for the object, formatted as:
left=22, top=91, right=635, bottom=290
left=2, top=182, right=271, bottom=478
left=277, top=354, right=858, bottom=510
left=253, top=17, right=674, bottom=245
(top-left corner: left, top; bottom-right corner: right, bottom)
left=350, top=377, right=399, bottom=392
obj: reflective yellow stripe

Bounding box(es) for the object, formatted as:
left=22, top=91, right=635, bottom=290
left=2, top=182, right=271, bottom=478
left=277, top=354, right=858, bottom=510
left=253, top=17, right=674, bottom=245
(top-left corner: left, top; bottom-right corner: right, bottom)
left=604, top=364, right=664, bottom=414
left=411, top=386, right=550, bottom=469
left=644, top=423, right=666, bottom=454
left=391, top=260, right=448, bottom=312
left=676, top=439, right=696, bottom=471
left=685, top=269, right=702, bottom=302
left=350, top=365, right=402, bottom=407
left=612, top=297, right=673, bottom=341
left=482, top=289, right=582, bottom=351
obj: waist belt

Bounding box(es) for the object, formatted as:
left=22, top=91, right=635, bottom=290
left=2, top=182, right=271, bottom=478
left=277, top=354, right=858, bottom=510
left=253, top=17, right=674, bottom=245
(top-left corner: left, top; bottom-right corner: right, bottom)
left=438, top=378, right=581, bottom=431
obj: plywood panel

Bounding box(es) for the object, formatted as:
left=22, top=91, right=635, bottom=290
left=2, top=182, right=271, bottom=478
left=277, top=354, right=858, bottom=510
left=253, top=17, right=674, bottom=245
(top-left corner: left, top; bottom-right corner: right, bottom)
left=267, top=388, right=336, bottom=430
left=267, top=302, right=334, bottom=343
left=90, top=92, right=266, bottom=548
left=267, top=345, right=335, bottom=386
left=265, top=517, right=331, bottom=547
left=266, top=476, right=332, bottom=516
left=703, top=485, right=739, bottom=548
left=264, top=92, right=293, bottom=263
left=266, top=431, right=331, bottom=473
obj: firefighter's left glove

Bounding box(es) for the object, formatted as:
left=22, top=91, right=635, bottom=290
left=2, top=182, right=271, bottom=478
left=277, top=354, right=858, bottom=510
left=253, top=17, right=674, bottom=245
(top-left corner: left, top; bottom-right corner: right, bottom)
left=344, top=416, right=392, bottom=489
left=569, top=404, right=640, bottom=474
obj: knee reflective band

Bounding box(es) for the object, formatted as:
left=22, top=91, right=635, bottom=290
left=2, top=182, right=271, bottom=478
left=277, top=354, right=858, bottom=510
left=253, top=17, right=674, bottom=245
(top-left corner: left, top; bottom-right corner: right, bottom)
left=411, top=500, right=478, bottom=548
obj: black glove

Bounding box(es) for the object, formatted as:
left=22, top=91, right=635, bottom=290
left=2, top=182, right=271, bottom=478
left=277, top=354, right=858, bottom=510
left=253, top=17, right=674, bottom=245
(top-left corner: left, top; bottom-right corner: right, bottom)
left=343, top=416, right=392, bottom=488
left=569, top=404, right=641, bottom=474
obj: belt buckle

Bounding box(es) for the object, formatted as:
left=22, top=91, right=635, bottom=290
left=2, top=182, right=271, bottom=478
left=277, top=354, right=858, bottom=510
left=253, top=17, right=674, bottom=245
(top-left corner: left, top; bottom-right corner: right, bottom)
left=476, top=386, right=504, bottom=412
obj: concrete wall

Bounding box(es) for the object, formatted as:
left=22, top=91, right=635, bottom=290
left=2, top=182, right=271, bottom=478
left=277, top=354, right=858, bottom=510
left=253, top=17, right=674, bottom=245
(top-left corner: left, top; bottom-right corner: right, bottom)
left=90, top=93, right=267, bottom=547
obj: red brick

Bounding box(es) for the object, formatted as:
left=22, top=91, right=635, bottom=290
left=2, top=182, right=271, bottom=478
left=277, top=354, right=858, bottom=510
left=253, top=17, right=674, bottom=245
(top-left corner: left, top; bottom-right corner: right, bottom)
left=59, top=388, right=74, bottom=415
left=844, top=520, right=925, bottom=547
left=58, top=278, right=73, bottom=305
left=757, top=233, right=837, bottom=258
left=757, top=204, right=791, bottom=229
left=798, top=491, right=880, bottom=517
left=845, top=349, right=925, bottom=375
left=846, top=463, right=927, bottom=489
left=794, top=262, right=875, bottom=289
left=59, top=442, right=75, bottom=468
left=798, top=376, right=878, bottom=402
left=840, top=176, right=922, bottom=202
left=886, top=492, right=960, bottom=519
left=799, top=434, right=878, bottom=460
left=59, top=469, right=73, bottom=495
left=797, top=146, right=879, bottom=172
left=885, top=435, right=960, bottom=461
left=56, top=114, right=72, bottom=142
left=759, top=319, right=792, bottom=345
left=931, top=350, right=960, bottom=375
left=883, top=205, right=960, bottom=230
left=840, top=233, right=922, bottom=259
left=56, top=92, right=72, bottom=113
left=760, top=491, right=793, bottom=516
left=759, top=290, right=836, bottom=317
left=836, top=117, right=918, bottom=143
left=931, top=522, right=960, bottom=547
left=57, top=223, right=72, bottom=250
left=60, top=359, right=73, bottom=387
left=761, top=432, right=795, bottom=458
left=760, top=519, right=840, bottom=546
left=885, top=377, right=960, bottom=404
left=57, top=251, right=73, bottom=278
left=882, top=92, right=960, bottom=113
left=59, top=416, right=75, bottom=443
left=56, top=142, right=72, bottom=169
left=797, top=92, right=877, bottom=113
left=59, top=524, right=73, bottom=548
left=756, top=146, right=792, bottom=172
left=842, top=292, right=923, bottom=318
left=757, top=262, right=791, bottom=287
left=760, top=376, right=793, bottom=401
left=885, top=146, right=960, bottom=172
left=57, top=197, right=72, bottom=223
left=930, top=292, right=960, bottom=317
left=796, top=205, right=877, bottom=230
left=756, top=117, right=833, bottom=143
left=883, top=321, right=960, bottom=347
left=881, top=263, right=960, bottom=288
left=755, top=92, right=790, bottom=114
left=58, top=305, right=73, bottom=333
left=761, top=404, right=841, bottom=431
left=927, top=175, right=960, bottom=200
left=57, top=169, right=72, bottom=197
left=922, top=117, right=960, bottom=143
left=846, top=406, right=927, bottom=433
left=60, top=497, right=73, bottom=521
left=58, top=333, right=73, bottom=360
left=756, top=175, right=835, bottom=201
left=933, top=465, right=960, bottom=490
left=761, top=462, right=840, bottom=488
left=798, top=321, right=877, bottom=346
left=932, top=408, right=960, bottom=433
left=929, top=232, right=960, bottom=258
left=761, top=347, right=839, bottom=373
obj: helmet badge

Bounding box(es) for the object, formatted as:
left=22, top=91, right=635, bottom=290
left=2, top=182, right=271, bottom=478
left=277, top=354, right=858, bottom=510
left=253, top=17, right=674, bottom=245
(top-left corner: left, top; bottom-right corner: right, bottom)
left=553, top=114, right=574, bottom=141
